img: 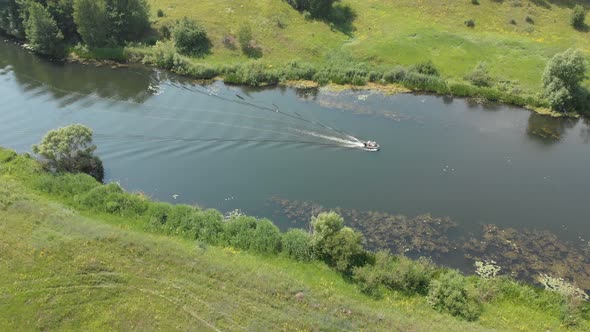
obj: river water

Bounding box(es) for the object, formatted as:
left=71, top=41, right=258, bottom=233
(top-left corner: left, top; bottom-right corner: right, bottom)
left=1, top=39, right=589, bottom=287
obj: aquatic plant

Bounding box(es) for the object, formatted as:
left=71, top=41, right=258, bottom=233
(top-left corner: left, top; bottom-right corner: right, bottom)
left=474, top=260, right=501, bottom=279
left=539, top=274, right=589, bottom=301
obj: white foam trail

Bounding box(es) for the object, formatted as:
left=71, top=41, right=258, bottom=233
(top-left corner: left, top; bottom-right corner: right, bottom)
left=296, top=129, right=364, bottom=148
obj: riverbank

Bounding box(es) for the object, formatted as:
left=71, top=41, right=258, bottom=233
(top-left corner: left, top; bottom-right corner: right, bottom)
left=1, top=147, right=589, bottom=330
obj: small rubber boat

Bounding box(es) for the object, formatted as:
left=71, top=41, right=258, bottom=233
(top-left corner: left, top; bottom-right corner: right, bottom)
left=363, top=141, right=380, bottom=152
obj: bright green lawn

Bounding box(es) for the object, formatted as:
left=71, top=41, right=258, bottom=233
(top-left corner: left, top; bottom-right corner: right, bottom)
left=146, top=0, right=590, bottom=92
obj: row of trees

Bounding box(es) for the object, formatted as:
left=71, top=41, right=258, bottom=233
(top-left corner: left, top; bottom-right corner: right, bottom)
left=0, top=0, right=149, bottom=56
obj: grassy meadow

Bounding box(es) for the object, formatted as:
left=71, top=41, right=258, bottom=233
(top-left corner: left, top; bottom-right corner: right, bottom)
left=145, top=0, right=590, bottom=93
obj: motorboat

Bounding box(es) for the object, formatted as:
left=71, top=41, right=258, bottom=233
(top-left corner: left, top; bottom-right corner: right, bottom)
left=363, top=140, right=380, bottom=152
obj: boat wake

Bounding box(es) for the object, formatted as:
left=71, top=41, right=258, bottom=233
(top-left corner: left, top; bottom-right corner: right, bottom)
left=295, top=130, right=365, bottom=148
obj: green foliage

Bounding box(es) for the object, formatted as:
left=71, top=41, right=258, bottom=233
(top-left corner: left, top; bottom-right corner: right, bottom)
left=172, top=17, right=210, bottom=56
left=311, top=212, right=367, bottom=273
left=224, top=62, right=279, bottom=86
left=282, top=229, right=313, bottom=261
left=353, top=251, right=437, bottom=298
left=157, top=9, right=164, bottom=17
left=73, top=0, right=149, bottom=47
left=571, top=5, right=586, bottom=30
left=32, top=124, right=104, bottom=182
left=466, top=61, right=492, bottom=87
left=24, top=2, right=64, bottom=57
left=73, top=0, right=108, bottom=47
left=464, top=19, right=475, bottom=28
left=0, top=0, right=25, bottom=38
left=222, top=215, right=281, bottom=254
left=45, top=0, right=77, bottom=42
left=77, top=182, right=148, bottom=216
left=286, top=0, right=339, bottom=19
left=427, top=270, right=482, bottom=321
left=410, top=60, right=439, bottom=76
left=238, top=24, right=262, bottom=58
left=542, top=48, right=588, bottom=112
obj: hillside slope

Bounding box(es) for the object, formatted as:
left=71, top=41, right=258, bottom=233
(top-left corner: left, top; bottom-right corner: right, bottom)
left=0, top=178, right=488, bottom=331
left=148, top=0, right=590, bottom=92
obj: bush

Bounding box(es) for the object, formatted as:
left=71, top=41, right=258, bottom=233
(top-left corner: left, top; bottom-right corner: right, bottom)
left=172, top=17, right=211, bottom=56
left=157, top=9, right=164, bottom=17
left=466, top=61, right=492, bottom=87
left=383, top=66, right=407, bottom=83
left=471, top=0, right=479, bottom=5
left=465, top=19, right=475, bottom=28
left=410, top=60, right=439, bottom=76
left=282, top=229, right=313, bottom=261
left=34, top=173, right=99, bottom=197
left=427, top=270, right=482, bottom=321
left=353, top=251, right=437, bottom=297
left=145, top=202, right=172, bottom=231
left=311, top=212, right=368, bottom=273
left=238, top=25, right=262, bottom=58
left=224, top=62, right=279, bottom=86
left=571, top=5, right=586, bottom=30
left=77, top=182, right=148, bottom=216
left=250, top=219, right=282, bottom=254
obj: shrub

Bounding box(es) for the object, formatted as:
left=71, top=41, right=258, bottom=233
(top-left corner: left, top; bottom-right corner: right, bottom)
left=353, top=251, right=436, bottom=297
left=34, top=173, right=99, bottom=197
left=157, top=9, right=164, bottom=17
left=410, top=60, right=439, bottom=76
left=471, top=0, right=479, bottom=5
left=238, top=25, right=262, bottom=58
left=224, top=62, right=279, bottom=86
left=383, top=66, right=407, bottom=83
left=427, top=270, right=482, bottom=321
left=159, top=23, right=172, bottom=39
left=172, top=17, right=211, bottom=56
left=571, top=5, right=586, bottom=30
left=32, top=125, right=104, bottom=182
left=465, top=19, right=475, bottom=28
left=166, top=204, right=198, bottom=236
left=311, top=212, right=367, bottom=273
left=77, top=182, right=148, bottom=216
left=145, top=202, right=172, bottom=231
left=282, top=229, right=313, bottom=261
left=250, top=219, right=282, bottom=254
left=194, top=209, right=224, bottom=245
left=466, top=61, right=492, bottom=87
left=525, top=16, right=534, bottom=24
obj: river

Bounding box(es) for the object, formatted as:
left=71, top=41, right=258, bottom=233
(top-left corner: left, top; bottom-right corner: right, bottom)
left=1, top=39, right=589, bottom=288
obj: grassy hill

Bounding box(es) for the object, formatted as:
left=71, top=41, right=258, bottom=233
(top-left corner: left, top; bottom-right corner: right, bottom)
left=2, top=147, right=590, bottom=330
left=146, top=0, right=590, bottom=93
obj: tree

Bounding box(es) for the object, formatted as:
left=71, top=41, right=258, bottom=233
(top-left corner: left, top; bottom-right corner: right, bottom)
left=311, top=212, right=366, bottom=273
left=104, top=0, right=149, bottom=43
left=172, top=17, right=210, bottom=56
left=285, top=0, right=339, bottom=19
left=73, top=0, right=108, bottom=47
left=45, top=0, right=78, bottom=42
left=542, top=49, right=587, bottom=112
left=24, top=2, right=64, bottom=57
left=571, top=5, right=586, bottom=30
left=32, top=124, right=104, bottom=182
left=0, top=0, right=25, bottom=38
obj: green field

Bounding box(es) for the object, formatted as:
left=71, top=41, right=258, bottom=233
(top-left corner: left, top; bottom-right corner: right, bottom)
left=146, top=0, right=590, bottom=93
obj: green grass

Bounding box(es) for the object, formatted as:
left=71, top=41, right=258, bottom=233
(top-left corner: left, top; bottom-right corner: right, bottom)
left=143, top=0, right=590, bottom=93
left=1, top=147, right=589, bottom=331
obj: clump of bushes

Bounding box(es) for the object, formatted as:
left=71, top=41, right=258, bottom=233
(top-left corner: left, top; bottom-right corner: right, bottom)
left=571, top=5, right=586, bottom=30
left=410, top=60, right=439, bottom=76
left=282, top=229, right=314, bottom=261
left=464, top=19, right=475, bottom=28
left=427, top=270, right=483, bottom=321
left=353, top=251, right=437, bottom=298
left=224, top=62, right=279, bottom=86
left=157, top=9, right=164, bottom=18
left=466, top=61, right=493, bottom=87
left=172, top=17, right=211, bottom=56
left=238, top=25, right=263, bottom=58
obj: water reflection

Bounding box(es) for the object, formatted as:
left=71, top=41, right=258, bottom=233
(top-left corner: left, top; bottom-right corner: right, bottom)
left=0, top=39, right=154, bottom=104
left=526, top=113, right=578, bottom=144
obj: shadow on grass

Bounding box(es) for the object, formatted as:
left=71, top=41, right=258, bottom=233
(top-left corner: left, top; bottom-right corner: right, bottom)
left=327, top=4, right=357, bottom=36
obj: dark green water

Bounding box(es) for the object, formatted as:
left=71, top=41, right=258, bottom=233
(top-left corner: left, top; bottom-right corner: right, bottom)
left=1, top=39, right=589, bottom=283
